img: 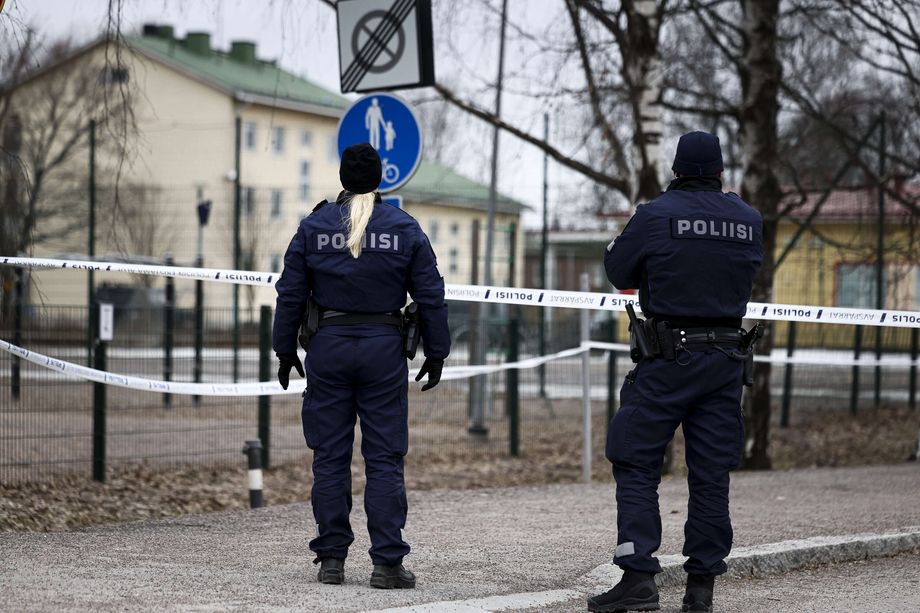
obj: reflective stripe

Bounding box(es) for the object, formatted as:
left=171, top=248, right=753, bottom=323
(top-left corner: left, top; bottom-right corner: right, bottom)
left=614, top=542, right=635, bottom=558
left=248, top=469, right=263, bottom=491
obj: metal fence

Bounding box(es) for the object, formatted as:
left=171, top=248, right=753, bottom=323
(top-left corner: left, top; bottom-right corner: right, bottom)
left=1, top=301, right=918, bottom=484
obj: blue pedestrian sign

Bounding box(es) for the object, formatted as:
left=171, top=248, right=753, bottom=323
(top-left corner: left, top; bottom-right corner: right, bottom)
left=337, top=92, right=422, bottom=194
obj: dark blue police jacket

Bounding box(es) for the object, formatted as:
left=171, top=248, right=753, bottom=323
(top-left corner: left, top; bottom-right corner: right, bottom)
left=273, top=193, right=450, bottom=360
left=605, top=176, right=763, bottom=322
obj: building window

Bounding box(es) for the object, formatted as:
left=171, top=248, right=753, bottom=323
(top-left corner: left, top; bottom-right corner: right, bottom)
left=328, top=135, right=339, bottom=162
left=241, top=251, right=254, bottom=270
left=270, top=254, right=281, bottom=273
left=102, top=66, right=130, bottom=85
left=836, top=264, right=879, bottom=308
left=299, top=160, right=311, bottom=202
left=449, top=248, right=458, bottom=275
left=450, top=222, right=460, bottom=237
left=301, top=129, right=313, bottom=147
left=430, top=221, right=439, bottom=243
left=244, top=122, right=257, bottom=151
left=270, top=190, right=282, bottom=218
left=243, top=187, right=256, bottom=216
left=271, top=126, right=285, bottom=154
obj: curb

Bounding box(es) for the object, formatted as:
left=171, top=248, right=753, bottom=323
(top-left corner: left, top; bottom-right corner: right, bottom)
left=378, top=528, right=920, bottom=612
left=581, top=528, right=920, bottom=593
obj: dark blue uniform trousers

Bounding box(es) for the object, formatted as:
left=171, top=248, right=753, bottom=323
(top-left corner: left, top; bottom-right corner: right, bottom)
left=302, top=325, right=409, bottom=566
left=606, top=352, right=745, bottom=576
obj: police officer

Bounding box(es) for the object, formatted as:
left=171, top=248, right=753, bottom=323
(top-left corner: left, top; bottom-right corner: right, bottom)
left=587, top=132, right=763, bottom=613
left=272, top=142, right=450, bottom=589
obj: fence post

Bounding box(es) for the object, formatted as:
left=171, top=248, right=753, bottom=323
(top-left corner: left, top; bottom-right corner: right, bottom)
left=850, top=325, right=863, bottom=414
left=92, top=328, right=107, bottom=483
left=780, top=321, right=796, bottom=428
left=193, top=253, right=204, bottom=407
left=11, top=267, right=23, bottom=400
left=242, top=439, right=264, bottom=508
left=910, top=328, right=918, bottom=411
left=873, top=327, right=883, bottom=410
left=258, top=304, right=272, bottom=469
left=468, top=218, right=488, bottom=435
left=86, top=119, right=96, bottom=369
left=580, top=273, right=592, bottom=483
left=606, top=314, right=618, bottom=423
left=506, top=313, right=520, bottom=457
left=163, top=254, right=175, bottom=409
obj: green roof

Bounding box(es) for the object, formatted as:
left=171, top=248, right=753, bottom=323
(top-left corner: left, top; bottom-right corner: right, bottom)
left=127, top=31, right=526, bottom=214
left=128, top=34, right=349, bottom=113
left=403, top=160, right=529, bottom=214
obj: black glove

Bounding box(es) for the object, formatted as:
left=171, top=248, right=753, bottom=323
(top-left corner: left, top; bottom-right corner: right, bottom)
left=277, top=352, right=305, bottom=390
left=415, top=358, right=443, bottom=391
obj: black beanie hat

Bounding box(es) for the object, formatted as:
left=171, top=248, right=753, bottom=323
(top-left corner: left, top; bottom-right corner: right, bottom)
left=339, top=142, right=382, bottom=194
left=671, top=131, right=724, bottom=177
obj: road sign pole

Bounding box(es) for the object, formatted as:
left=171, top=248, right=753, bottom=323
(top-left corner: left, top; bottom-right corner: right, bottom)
left=472, top=0, right=508, bottom=432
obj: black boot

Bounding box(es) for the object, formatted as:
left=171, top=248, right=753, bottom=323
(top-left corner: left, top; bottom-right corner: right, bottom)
left=370, top=563, right=416, bottom=589
left=681, top=573, right=714, bottom=612
left=315, top=558, right=345, bottom=585
left=587, top=569, right=660, bottom=612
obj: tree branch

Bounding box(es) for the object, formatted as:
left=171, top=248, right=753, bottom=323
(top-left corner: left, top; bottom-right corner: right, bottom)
left=433, top=82, right=630, bottom=194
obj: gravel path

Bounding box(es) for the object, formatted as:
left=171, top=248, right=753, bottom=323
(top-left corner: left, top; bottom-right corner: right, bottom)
left=0, top=463, right=917, bottom=612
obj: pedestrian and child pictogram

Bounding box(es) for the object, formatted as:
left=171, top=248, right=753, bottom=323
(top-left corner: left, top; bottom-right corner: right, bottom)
left=337, top=92, right=422, bottom=193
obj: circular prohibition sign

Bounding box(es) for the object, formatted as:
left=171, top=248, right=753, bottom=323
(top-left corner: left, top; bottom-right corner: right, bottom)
left=351, top=10, right=406, bottom=74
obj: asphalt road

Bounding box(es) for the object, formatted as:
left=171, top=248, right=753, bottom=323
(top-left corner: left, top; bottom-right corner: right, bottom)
left=0, top=464, right=917, bottom=612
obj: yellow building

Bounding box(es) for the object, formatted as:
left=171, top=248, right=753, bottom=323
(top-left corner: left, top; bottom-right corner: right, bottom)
left=10, top=25, right=526, bottom=314
left=771, top=186, right=919, bottom=348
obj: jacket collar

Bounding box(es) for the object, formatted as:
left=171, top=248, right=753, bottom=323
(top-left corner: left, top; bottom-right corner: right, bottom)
left=665, top=175, right=723, bottom=193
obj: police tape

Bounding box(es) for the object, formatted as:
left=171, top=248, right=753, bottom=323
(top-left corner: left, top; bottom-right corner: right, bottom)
left=4, top=255, right=920, bottom=328
left=0, top=339, right=301, bottom=396
left=0, top=339, right=593, bottom=395
left=5, top=338, right=918, bottom=397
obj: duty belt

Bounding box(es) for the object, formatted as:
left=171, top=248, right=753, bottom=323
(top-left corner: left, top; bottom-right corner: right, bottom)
left=625, top=305, right=764, bottom=386
left=318, top=310, right=403, bottom=328
left=670, top=326, right=746, bottom=353
left=644, top=321, right=746, bottom=360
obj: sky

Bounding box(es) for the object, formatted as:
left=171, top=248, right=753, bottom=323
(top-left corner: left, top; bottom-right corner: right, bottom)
left=3, top=0, right=577, bottom=230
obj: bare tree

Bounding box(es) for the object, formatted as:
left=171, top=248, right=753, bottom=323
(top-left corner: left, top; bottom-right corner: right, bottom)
left=0, top=34, right=137, bottom=311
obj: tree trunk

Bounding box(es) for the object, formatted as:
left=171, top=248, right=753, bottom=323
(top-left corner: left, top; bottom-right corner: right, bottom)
left=624, top=0, right=665, bottom=202
left=738, top=0, right=782, bottom=470
left=1, top=114, right=24, bottom=320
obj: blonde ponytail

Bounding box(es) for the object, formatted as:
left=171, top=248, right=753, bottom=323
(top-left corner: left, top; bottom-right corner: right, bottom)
left=346, top=192, right=376, bottom=258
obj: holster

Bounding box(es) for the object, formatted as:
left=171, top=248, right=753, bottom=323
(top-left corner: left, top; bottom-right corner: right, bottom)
left=402, top=302, right=421, bottom=359
left=743, top=353, right=755, bottom=387
left=298, top=297, right=320, bottom=352
left=740, top=322, right=764, bottom=387
left=626, top=303, right=653, bottom=363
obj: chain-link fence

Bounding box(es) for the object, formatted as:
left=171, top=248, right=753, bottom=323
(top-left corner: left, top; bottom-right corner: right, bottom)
left=2, top=300, right=919, bottom=484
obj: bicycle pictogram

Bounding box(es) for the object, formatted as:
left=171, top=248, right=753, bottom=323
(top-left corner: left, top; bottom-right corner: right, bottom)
left=382, top=159, right=400, bottom=183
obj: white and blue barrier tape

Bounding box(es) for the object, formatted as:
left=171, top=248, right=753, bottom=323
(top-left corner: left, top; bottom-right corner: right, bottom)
left=3, top=255, right=920, bottom=327
left=2, top=255, right=920, bottom=397
left=2, top=338, right=918, bottom=397
left=0, top=338, right=596, bottom=395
